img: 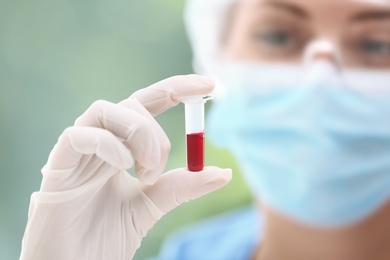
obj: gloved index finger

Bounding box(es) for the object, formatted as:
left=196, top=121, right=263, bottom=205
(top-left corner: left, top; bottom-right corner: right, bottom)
left=128, top=74, right=215, bottom=116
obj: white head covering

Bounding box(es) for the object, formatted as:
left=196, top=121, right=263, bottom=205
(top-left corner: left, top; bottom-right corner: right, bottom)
left=184, top=0, right=237, bottom=77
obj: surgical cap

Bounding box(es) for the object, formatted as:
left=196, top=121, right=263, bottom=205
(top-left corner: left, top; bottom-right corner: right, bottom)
left=184, top=0, right=237, bottom=77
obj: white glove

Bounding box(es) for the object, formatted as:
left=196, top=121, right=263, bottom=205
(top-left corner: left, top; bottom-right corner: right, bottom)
left=20, top=75, right=232, bottom=260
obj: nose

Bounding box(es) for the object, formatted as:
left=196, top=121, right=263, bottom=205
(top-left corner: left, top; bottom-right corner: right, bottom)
left=312, top=52, right=337, bottom=63
left=303, top=39, right=341, bottom=68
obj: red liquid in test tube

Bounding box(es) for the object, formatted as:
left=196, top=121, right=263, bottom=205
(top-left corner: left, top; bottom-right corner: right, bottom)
left=182, top=95, right=212, bottom=172
left=186, top=132, right=204, bottom=171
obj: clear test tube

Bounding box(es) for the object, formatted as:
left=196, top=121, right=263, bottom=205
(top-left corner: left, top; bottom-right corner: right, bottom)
left=182, top=95, right=212, bottom=172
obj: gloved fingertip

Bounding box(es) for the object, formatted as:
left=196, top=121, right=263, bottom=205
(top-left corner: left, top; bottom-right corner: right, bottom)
left=116, top=148, right=134, bottom=170
left=220, top=168, right=233, bottom=182
left=192, top=74, right=215, bottom=88
left=212, top=169, right=232, bottom=187
left=122, top=159, right=134, bottom=170
left=202, top=166, right=233, bottom=183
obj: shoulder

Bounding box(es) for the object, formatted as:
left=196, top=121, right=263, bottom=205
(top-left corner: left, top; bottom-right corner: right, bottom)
left=153, top=205, right=263, bottom=260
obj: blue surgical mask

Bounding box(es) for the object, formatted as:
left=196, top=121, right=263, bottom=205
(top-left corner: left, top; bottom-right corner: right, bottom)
left=207, top=61, right=390, bottom=227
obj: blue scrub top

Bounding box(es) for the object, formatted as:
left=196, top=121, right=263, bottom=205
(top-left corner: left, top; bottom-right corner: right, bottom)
left=151, top=205, right=263, bottom=260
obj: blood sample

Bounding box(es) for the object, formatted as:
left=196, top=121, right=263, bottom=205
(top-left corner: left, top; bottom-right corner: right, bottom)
left=182, top=95, right=212, bottom=172
left=186, top=132, right=204, bottom=171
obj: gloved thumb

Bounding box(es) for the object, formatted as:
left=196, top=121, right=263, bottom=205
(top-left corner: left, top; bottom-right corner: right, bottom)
left=142, top=166, right=232, bottom=214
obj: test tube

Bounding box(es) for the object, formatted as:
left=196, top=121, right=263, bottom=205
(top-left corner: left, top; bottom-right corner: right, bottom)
left=182, top=95, right=212, bottom=172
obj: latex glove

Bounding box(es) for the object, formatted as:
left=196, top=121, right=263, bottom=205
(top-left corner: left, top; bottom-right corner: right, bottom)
left=20, top=75, right=232, bottom=260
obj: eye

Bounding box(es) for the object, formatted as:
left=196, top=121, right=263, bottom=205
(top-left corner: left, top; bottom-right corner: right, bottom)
left=246, top=24, right=309, bottom=61
left=345, top=28, right=390, bottom=68
left=255, top=30, right=295, bottom=47
left=360, top=40, right=390, bottom=55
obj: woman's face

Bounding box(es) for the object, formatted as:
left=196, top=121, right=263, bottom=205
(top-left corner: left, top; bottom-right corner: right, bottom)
left=225, top=0, right=390, bottom=69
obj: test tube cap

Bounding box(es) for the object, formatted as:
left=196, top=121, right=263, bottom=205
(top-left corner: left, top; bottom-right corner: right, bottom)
left=182, top=95, right=213, bottom=134
left=181, top=94, right=213, bottom=104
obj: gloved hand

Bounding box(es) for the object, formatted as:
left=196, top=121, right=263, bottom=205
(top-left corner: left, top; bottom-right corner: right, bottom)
left=20, top=75, right=232, bottom=260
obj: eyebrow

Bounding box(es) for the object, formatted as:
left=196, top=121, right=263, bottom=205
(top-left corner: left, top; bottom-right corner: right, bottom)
left=352, top=10, right=390, bottom=22
left=263, top=1, right=311, bottom=20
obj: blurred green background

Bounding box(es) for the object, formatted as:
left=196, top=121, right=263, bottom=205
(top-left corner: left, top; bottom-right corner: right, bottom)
left=0, top=0, right=251, bottom=259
